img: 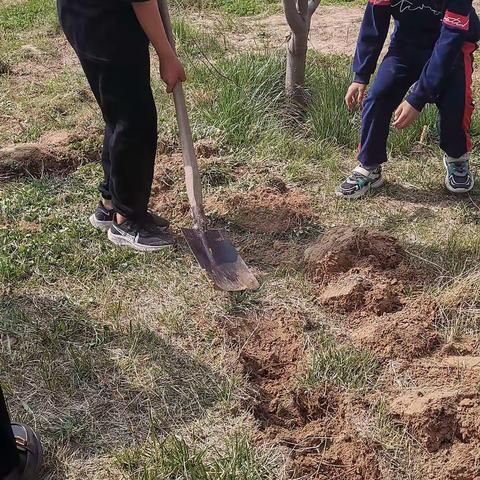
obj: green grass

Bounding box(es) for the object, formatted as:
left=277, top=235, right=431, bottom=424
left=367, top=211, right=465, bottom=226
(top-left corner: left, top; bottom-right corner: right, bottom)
left=116, top=434, right=279, bottom=479
left=0, top=0, right=57, bottom=31
left=173, top=0, right=279, bottom=15
left=304, top=332, right=381, bottom=391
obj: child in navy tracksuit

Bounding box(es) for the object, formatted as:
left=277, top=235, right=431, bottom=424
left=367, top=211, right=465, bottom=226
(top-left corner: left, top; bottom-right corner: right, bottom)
left=338, top=0, right=480, bottom=199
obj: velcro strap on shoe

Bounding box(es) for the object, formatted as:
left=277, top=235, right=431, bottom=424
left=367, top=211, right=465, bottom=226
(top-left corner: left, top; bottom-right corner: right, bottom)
left=445, top=153, right=470, bottom=164
left=353, top=165, right=373, bottom=177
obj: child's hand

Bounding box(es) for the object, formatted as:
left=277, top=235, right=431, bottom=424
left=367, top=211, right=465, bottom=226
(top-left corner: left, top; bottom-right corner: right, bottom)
left=345, top=82, right=367, bottom=109
left=392, top=101, right=420, bottom=129
left=160, top=53, right=186, bottom=93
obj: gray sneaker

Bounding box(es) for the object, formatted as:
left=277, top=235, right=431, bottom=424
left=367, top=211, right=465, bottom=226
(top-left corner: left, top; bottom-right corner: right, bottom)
left=89, top=201, right=115, bottom=231
left=336, top=165, right=384, bottom=199
left=108, top=215, right=174, bottom=252
left=444, top=154, right=474, bottom=193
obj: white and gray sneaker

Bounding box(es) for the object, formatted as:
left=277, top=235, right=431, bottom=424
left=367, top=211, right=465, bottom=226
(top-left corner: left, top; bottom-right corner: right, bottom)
left=89, top=201, right=115, bottom=231
left=90, top=201, right=170, bottom=233
left=336, top=165, right=384, bottom=199
left=444, top=154, right=474, bottom=193
left=108, top=215, right=174, bottom=252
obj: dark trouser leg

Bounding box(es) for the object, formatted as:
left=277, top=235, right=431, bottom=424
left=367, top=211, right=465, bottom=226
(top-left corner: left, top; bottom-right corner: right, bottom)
left=77, top=58, right=113, bottom=202
left=78, top=55, right=157, bottom=219
left=99, top=124, right=114, bottom=201
left=436, top=42, right=477, bottom=159
left=0, top=386, right=19, bottom=479
left=358, top=51, right=422, bottom=168
left=78, top=54, right=157, bottom=221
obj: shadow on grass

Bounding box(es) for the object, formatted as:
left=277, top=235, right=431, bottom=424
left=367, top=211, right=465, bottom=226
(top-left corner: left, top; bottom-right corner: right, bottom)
left=379, top=181, right=479, bottom=208
left=0, top=294, right=227, bottom=479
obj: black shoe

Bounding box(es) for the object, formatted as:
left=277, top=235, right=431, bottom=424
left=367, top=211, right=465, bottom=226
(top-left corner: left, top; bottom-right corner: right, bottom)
left=108, top=216, right=174, bottom=252
left=7, top=423, right=44, bottom=480
left=89, top=201, right=114, bottom=231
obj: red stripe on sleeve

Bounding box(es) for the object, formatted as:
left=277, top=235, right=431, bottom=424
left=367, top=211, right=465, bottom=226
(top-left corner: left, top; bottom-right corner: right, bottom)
left=368, top=0, right=391, bottom=5
left=443, top=11, right=470, bottom=31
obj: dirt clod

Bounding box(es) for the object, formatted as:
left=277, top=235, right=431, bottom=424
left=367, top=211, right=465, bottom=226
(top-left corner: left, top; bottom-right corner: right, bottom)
left=304, top=226, right=404, bottom=281
left=352, top=300, right=439, bottom=361
left=194, top=138, right=218, bottom=158
left=389, top=388, right=479, bottom=452
left=319, top=274, right=367, bottom=313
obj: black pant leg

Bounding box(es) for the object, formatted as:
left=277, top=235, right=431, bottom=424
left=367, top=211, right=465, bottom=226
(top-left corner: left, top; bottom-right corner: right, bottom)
left=79, top=54, right=157, bottom=220
left=0, top=386, right=19, bottom=479
left=77, top=57, right=115, bottom=201
left=99, top=124, right=114, bottom=201
left=101, top=57, right=157, bottom=220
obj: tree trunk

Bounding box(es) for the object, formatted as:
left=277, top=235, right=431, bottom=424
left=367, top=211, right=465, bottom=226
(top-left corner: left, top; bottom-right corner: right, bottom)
left=282, top=0, right=320, bottom=111
left=286, top=31, right=308, bottom=107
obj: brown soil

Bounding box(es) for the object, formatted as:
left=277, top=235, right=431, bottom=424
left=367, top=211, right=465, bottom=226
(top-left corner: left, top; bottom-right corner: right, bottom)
left=0, top=129, right=95, bottom=179
left=389, top=388, right=479, bottom=452
left=227, top=186, right=314, bottom=235
left=351, top=300, right=440, bottom=361
left=304, top=227, right=440, bottom=362
left=304, top=226, right=405, bottom=281
left=224, top=313, right=382, bottom=479
left=218, top=226, right=480, bottom=478
left=189, top=6, right=366, bottom=57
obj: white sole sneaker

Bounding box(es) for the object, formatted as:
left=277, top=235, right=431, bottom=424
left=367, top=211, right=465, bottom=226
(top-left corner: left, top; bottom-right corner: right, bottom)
left=443, top=158, right=475, bottom=194
left=336, top=177, right=385, bottom=200
left=89, top=214, right=113, bottom=231
left=107, top=228, right=173, bottom=252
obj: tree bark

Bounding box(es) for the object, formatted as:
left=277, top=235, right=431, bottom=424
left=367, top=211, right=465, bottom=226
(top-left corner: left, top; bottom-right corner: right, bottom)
left=283, top=0, right=320, bottom=108
left=286, top=30, right=309, bottom=107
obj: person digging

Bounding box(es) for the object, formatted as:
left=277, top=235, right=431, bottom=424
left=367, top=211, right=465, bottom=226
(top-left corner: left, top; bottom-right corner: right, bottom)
left=57, top=0, right=186, bottom=251
left=0, top=386, right=43, bottom=480
left=338, top=0, right=480, bottom=199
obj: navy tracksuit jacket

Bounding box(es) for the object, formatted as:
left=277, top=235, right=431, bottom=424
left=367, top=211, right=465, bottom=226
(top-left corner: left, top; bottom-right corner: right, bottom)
left=353, top=0, right=480, bottom=167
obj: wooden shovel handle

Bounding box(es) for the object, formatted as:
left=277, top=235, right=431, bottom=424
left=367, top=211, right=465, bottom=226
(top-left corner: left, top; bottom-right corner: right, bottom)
left=158, top=0, right=206, bottom=229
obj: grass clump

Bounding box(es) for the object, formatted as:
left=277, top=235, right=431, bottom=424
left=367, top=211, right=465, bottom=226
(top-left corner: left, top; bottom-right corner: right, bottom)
left=305, top=332, right=380, bottom=391
left=0, top=0, right=58, bottom=32
left=306, top=53, right=439, bottom=154
left=192, top=53, right=285, bottom=148
left=116, top=434, right=278, bottom=479
left=435, top=268, right=480, bottom=342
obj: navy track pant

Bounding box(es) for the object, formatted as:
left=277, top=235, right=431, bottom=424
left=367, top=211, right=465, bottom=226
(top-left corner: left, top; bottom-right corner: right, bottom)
left=359, top=42, right=476, bottom=168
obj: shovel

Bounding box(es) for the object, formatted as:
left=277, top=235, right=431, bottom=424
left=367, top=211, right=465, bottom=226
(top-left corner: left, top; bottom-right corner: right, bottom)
left=158, top=0, right=259, bottom=291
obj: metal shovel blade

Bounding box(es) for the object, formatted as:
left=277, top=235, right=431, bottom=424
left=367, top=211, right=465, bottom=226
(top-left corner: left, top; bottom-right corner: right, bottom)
left=182, top=227, right=259, bottom=291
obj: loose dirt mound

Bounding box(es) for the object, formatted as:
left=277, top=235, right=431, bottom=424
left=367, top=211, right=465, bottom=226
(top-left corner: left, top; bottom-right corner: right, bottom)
left=351, top=301, right=439, bottom=361
left=224, top=314, right=381, bottom=478
left=388, top=387, right=480, bottom=479
left=305, top=226, right=404, bottom=281
left=226, top=314, right=306, bottom=430
left=228, top=186, right=313, bottom=235
left=0, top=130, right=94, bottom=178
left=304, top=227, right=439, bottom=361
